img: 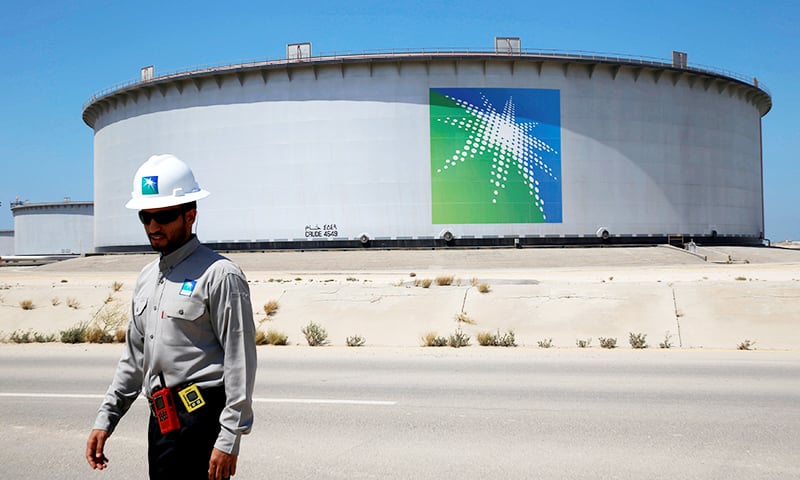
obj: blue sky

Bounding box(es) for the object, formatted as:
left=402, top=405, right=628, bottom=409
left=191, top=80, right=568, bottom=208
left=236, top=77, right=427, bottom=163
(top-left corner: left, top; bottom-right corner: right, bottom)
left=1, top=0, right=797, bottom=240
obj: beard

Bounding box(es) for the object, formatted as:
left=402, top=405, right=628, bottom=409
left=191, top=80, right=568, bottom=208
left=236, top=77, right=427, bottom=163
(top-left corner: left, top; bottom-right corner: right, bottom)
left=145, top=219, right=192, bottom=255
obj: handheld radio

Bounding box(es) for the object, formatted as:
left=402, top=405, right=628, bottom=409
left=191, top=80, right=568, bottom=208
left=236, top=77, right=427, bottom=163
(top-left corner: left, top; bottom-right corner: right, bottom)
left=151, top=372, right=180, bottom=434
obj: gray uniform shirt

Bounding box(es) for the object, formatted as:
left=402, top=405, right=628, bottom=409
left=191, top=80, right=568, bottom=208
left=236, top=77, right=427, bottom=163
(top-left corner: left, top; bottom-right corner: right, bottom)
left=93, top=236, right=257, bottom=455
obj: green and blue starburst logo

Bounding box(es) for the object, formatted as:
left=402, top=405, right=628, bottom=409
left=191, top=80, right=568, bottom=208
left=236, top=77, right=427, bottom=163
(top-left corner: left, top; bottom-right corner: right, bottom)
left=141, top=176, right=159, bottom=195
left=430, top=88, right=562, bottom=224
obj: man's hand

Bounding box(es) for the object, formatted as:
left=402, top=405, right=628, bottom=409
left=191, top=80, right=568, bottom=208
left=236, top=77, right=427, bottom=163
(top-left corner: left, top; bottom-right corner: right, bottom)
left=86, top=429, right=110, bottom=470
left=209, top=447, right=238, bottom=480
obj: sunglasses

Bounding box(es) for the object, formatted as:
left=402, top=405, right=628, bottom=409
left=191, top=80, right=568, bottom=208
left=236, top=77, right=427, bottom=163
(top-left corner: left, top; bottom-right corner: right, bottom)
left=138, top=207, right=186, bottom=225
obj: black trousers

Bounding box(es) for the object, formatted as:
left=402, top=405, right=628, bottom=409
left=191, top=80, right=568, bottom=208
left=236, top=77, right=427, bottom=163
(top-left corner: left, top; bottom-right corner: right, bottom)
left=148, top=386, right=226, bottom=480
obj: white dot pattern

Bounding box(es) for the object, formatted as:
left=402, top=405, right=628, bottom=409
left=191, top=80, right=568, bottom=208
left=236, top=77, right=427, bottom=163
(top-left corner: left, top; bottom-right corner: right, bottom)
left=435, top=92, right=559, bottom=217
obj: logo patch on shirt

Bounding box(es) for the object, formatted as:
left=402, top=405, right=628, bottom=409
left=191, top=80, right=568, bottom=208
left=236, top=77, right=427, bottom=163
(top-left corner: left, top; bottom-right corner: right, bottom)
left=141, top=176, right=159, bottom=195
left=179, top=279, right=197, bottom=297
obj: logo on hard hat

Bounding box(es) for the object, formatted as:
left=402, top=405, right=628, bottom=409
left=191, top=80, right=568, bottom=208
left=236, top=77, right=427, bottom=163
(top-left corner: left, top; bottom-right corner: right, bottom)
left=141, top=176, right=159, bottom=195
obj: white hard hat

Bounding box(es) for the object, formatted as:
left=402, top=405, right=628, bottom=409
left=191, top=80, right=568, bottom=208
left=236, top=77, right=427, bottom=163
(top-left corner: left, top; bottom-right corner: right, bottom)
left=125, top=154, right=210, bottom=210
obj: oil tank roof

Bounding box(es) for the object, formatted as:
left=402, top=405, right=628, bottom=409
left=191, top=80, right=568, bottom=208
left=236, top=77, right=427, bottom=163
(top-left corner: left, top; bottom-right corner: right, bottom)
left=82, top=48, right=772, bottom=127
left=11, top=200, right=93, bottom=213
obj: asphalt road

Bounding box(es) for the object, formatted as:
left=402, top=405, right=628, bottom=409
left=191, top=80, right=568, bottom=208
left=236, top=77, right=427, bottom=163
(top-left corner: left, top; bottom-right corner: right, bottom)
left=0, top=345, right=798, bottom=479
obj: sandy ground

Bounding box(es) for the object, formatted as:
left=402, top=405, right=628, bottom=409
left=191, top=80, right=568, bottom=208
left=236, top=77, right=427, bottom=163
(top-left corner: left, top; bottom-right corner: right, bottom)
left=1, top=245, right=798, bottom=349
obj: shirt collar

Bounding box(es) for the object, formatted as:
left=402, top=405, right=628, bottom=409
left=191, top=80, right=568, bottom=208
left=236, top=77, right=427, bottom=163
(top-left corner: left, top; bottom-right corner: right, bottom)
left=158, top=235, right=201, bottom=273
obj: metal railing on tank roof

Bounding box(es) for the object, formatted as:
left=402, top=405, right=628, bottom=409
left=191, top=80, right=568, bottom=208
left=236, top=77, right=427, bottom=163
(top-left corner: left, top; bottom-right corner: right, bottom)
left=83, top=47, right=770, bottom=110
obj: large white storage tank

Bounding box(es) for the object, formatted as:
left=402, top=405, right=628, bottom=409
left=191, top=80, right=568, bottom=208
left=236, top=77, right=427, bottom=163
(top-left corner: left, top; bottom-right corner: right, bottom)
left=83, top=44, right=771, bottom=251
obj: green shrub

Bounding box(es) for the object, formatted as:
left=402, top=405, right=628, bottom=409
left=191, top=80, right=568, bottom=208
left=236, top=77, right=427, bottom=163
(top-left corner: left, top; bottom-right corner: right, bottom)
left=9, top=330, right=56, bottom=343
left=60, top=323, right=88, bottom=344
left=346, top=335, right=366, bottom=347
left=576, top=338, right=592, bottom=348
left=448, top=330, right=470, bottom=348
left=422, top=332, right=448, bottom=347
left=302, top=322, right=329, bottom=346
left=477, top=330, right=517, bottom=347
left=599, top=337, right=617, bottom=349
left=37, top=332, right=56, bottom=342
left=10, top=331, right=31, bottom=343
left=628, top=332, right=648, bottom=349
left=9, top=330, right=45, bottom=343
left=537, top=338, right=553, bottom=348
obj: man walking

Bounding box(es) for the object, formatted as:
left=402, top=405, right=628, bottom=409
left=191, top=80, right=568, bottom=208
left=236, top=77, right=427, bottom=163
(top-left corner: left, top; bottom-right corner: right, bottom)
left=86, top=154, right=257, bottom=479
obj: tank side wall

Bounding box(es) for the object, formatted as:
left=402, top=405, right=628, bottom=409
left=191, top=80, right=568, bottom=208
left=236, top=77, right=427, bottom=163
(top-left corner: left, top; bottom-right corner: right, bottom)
left=14, top=206, right=94, bottom=255
left=92, top=60, right=765, bottom=248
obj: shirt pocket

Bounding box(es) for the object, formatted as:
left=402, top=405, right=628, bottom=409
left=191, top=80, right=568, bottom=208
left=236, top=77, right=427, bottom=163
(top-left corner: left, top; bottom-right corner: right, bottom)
left=132, top=296, right=149, bottom=339
left=133, top=297, right=148, bottom=317
left=161, top=298, right=209, bottom=346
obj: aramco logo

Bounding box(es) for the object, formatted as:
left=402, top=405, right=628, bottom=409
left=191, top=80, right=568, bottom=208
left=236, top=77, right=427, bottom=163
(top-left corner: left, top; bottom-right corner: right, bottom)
left=430, top=88, right=562, bottom=224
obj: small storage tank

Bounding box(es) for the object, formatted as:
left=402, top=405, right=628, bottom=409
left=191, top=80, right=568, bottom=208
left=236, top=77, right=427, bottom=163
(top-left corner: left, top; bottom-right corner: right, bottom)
left=11, top=199, right=94, bottom=255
